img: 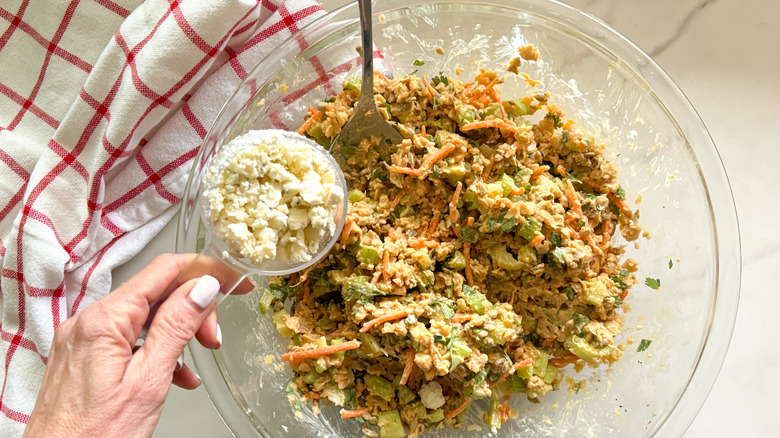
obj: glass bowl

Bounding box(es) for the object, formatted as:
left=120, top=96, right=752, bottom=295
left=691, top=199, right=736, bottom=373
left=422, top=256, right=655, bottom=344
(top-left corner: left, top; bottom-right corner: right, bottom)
left=177, top=1, right=740, bottom=437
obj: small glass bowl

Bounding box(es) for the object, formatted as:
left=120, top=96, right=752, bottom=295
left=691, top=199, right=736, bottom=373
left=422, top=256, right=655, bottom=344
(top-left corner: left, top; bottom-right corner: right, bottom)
left=178, top=1, right=741, bottom=437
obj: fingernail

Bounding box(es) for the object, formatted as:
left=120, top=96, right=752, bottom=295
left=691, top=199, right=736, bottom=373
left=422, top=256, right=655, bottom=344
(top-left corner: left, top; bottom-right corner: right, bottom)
left=175, top=353, right=184, bottom=371
left=216, top=324, right=223, bottom=348
left=188, top=275, right=220, bottom=309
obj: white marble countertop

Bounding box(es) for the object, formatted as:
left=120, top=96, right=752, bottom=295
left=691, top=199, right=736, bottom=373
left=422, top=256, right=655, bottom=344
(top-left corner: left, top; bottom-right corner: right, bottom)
left=110, top=0, right=779, bottom=436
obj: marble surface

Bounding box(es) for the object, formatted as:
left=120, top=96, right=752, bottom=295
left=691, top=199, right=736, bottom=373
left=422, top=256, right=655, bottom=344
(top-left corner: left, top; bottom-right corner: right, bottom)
left=109, top=0, right=779, bottom=436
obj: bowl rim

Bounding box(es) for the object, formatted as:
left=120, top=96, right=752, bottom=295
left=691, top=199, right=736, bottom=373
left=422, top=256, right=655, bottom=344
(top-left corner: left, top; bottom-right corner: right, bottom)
left=181, top=1, right=742, bottom=437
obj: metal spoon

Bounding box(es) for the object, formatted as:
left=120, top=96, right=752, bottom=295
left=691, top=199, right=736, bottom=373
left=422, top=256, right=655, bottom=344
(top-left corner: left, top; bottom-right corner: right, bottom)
left=330, top=0, right=403, bottom=163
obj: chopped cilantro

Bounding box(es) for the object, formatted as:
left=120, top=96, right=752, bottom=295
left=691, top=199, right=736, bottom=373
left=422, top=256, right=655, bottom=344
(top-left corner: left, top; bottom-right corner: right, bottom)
left=432, top=72, right=449, bottom=86
left=485, top=218, right=499, bottom=232
left=432, top=164, right=440, bottom=179
left=613, top=295, right=623, bottom=306
left=636, top=339, right=652, bottom=352
left=561, top=287, right=575, bottom=301
left=433, top=333, right=446, bottom=344
left=616, top=186, right=626, bottom=200
left=572, top=312, right=589, bottom=332
left=545, top=112, right=562, bottom=128
left=645, top=277, right=661, bottom=290
left=574, top=381, right=582, bottom=394
left=609, top=203, right=621, bottom=216
left=370, top=167, right=385, bottom=180
left=432, top=298, right=455, bottom=320
left=576, top=219, right=586, bottom=227
left=460, top=225, right=480, bottom=243
left=501, top=217, right=517, bottom=231
left=269, top=283, right=297, bottom=301
left=550, top=232, right=562, bottom=249
left=561, top=131, right=569, bottom=144
left=472, top=369, right=487, bottom=387
left=669, top=259, right=673, bottom=269
left=413, top=59, right=425, bottom=66
left=566, top=172, right=582, bottom=184
left=619, top=269, right=629, bottom=277
left=611, top=275, right=628, bottom=290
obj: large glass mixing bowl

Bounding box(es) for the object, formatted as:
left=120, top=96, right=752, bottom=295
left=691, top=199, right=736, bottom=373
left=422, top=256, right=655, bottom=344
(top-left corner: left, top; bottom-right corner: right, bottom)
left=177, top=1, right=740, bottom=436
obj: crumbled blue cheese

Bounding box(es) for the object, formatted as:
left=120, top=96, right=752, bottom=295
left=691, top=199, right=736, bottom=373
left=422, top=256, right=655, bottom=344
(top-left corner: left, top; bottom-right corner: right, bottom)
left=204, top=131, right=343, bottom=265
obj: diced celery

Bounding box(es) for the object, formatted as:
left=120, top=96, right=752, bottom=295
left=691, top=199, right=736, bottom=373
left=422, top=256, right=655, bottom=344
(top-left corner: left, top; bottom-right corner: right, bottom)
left=479, top=103, right=499, bottom=118
left=515, top=362, right=533, bottom=380
left=463, top=285, right=488, bottom=315
left=582, top=277, right=610, bottom=305
left=343, top=76, right=361, bottom=94
left=397, top=384, right=416, bottom=405
left=316, top=317, right=336, bottom=332
left=565, top=335, right=600, bottom=362
left=258, top=289, right=274, bottom=315
left=445, top=251, right=467, bottom=270
left=360, top=333, right=383, bottom=357
left=412, top=250, right=432, bottom=269
left=479, top=144, right=496, bottom=158
left=348, top=189, right=365, bottom=203
left=500, top=173, right=518, bottom=197
left=456, top=105, right=476, bottom=128
left=303, top=370, right=321, bottom=385
left=463, top=190, right=479, bottom=209
left=395, top=204, right=415, bottom=218
left=365, top=375, right=395, bottom=402
left=513, top=167, right=532, bottom=186
left=533, top=351, right=549, bottom=375
left=543, top=365, right=558, bottom=384
left=510, top=373, right=526, bottom=392
left=449, top=337, right=472, bottom=370
left=427, top=409, right=445, bottom=423
left=377, top=410, right=406, bottom=438
left=357, top=246, right=381, bottom=265
left=502, top=98, right=532, bottom=117
left=441, top=163, right=467, bottom=185
left=304, top=124, right=330, bottom=147
left=487, top=244, right=536, bottom=271
left=272, top=310, right=293, bottom=338
left=517, top=216, right=542, bottom=240
left=483, top=398, right=502, bottom=429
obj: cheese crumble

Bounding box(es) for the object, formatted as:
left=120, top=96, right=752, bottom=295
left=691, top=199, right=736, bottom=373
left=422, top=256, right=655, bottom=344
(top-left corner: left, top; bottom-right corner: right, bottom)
left=204, top=131, right=344, bottom=266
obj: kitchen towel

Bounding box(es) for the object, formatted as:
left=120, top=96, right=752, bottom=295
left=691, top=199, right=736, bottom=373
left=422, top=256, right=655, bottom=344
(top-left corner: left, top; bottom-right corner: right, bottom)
left=0, top=0, right=328, bottom=434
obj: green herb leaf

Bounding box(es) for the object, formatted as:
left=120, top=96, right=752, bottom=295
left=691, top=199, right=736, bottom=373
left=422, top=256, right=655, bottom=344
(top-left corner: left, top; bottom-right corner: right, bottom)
left=432, top=164, right=440, bottom=178
left=552, top=247, right=570, bottom=266
left=269, top=283, right=297, bottom=301
left=431, top=298, right=455, bottom=321
left=473, top=369, right=488, bottom=387
left=572, top=312, right=589, bottom=332
left=545, top=112, right=562, bottom=129
left=550, top=232, right=562, bottom=249
left=619, top=269, right=629, bottom=277
left=669, top=259, right=673, bottom=269
left=486, top=218, right=499, bottom=232
left=645, top=277, right=661, bottom=290
left=611, top=275, right=628, bottom=290
left=566, top=172, right=582, bottom=184
left=574, top=381, right=582, bottom=394
left=413, top=59, right=425, bottom=66
left=370, top=167, right=386, bottom=180
left=636, top=339, right=652, bottom=352
left=613, top=295, right=623, bottom=306
left=460, top=225, right=480, bottom=243
left=561, top=287, right=575, bottom=301
left=501, top=217, right=517, bottom=231
left=433, top=333, right=446, bottom=344
left=561, top=131, right=569, bottom=144
left=616, top=186, right=626, bottom=200
left=432, top=72, right=449, bottom=87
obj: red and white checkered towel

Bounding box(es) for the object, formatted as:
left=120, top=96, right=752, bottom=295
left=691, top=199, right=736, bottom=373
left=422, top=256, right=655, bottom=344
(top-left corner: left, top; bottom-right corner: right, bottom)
left=0, top=0, right=326, bottom=434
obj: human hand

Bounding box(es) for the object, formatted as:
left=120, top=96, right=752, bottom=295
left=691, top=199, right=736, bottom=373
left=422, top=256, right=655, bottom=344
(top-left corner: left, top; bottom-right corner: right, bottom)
left=24, top=253, right=252, bottom=438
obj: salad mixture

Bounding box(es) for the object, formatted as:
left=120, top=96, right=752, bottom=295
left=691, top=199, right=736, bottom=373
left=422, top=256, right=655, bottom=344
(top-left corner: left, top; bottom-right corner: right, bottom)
left=259, top=54, right=642, bottom=437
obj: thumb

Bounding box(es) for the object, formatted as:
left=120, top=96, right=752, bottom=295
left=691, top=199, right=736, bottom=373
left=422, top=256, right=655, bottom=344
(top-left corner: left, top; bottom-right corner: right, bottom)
left=134, top=275, right=221, bottom=375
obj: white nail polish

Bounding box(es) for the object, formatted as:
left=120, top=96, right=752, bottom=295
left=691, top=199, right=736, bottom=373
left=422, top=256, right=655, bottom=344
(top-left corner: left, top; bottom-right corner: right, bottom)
left=216, top=324, right=223, bottom=348
left=188, top=275, right=220, bottom=309
left=175, top=353, right=184, bottom=371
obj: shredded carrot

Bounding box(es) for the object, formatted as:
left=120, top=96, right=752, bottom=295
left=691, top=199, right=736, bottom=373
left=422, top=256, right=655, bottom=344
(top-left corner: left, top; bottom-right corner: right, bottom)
left=409, top=238, right=437, bottom=249
left=360, top=310, right=409, bottom=333
left=389, top=187, right=407, bottom=210
left=281, top=340, right=361, bottom=362
left=422, top=76, right=436, bottom=103
left=566, top=180, right=585, bottom=220
left=400, top=349, right=416, bottom=385
left=531, top=165, right=550, bottom=177
left=499, top=401, right=510, bottom=423
left=444, top=399, right=472, bottom=419
left=451, top=314, right=473, bottom=324
left=601, top=219, right=613, bottom=251
left=421, top=124, right=426, bottom=136
left=302, top=391, right=320, bottom=401
left=466, top=216, right=474, bottom=226
left=340, top=216, right=352, bottom=245
left=461, top=119, right=516, bottom=133
left=464, top=242, right=474, bottom=287
left=467, top=77, right=500, bottom=105
left=340, top=407, right=372, bottom=419
left=609, top=193, right=629, bottom=211
left=548, top=354, right=579, bottom=368
left=496, top=358, right=533, bottom=383
left=481, top=160, right=494, bottom=181
left=426, top=200, right=442, bottom=237
left=619, top=288, right=629, bottom=301
left=519, top=72, right=540, bottom=87
left=382, top=250, right=390, bottom=281
left=529, top=235, right=544, bottom=246
left=449, top=181, right=463, bottom=223
left=389, top=143, right=456, bottom=178
left=375, top=70, right=391, bottom=85
left=509, top=187, right=525, bottom=196
left=497, top=98, right=508, bottom=121
left=296, top=109, right=323, bottom=135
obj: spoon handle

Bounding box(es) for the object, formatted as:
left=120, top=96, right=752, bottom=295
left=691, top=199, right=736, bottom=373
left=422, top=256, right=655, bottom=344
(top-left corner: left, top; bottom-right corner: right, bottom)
left=358, top=0, right=374, bottom=98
